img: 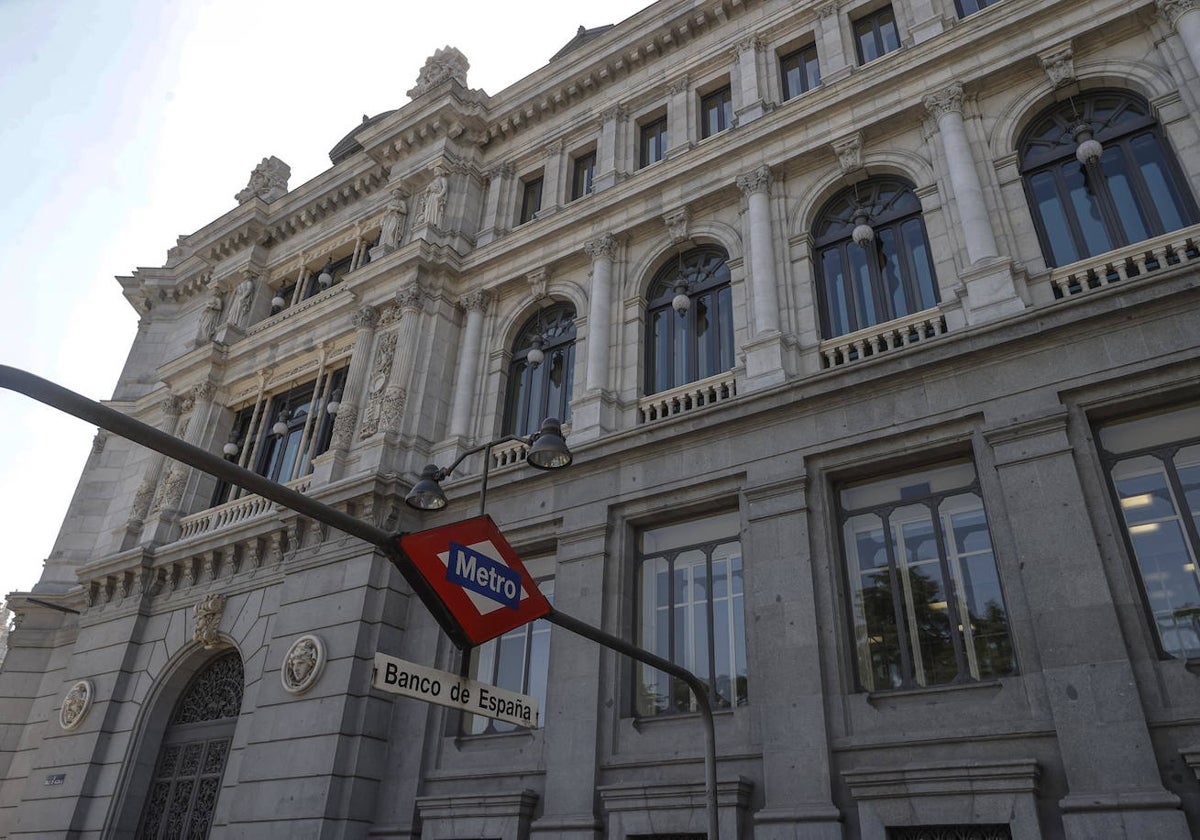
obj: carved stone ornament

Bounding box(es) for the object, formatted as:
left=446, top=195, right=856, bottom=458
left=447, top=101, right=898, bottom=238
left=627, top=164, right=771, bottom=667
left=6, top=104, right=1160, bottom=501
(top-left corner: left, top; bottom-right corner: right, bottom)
left=459, top=289, right=491, bottom=313
left=193, top=593, right=227, bottom=649
left=281, top=634, right=326, bottom=695
left=1158, top=0, right=1196, bottom=27
left=584, top=234, right=616, bottom=262
left=1039, top=44, right=1075, bottom=89
left=91, top=430, right=108, bottom=456
left=60, top=680, right=94, bottom=731
left=923, top=82, right=965, bottom=121
left=416, top=166, right=449, bottom=228
left=235, top=156, right=291, bottom=203
left=663, top=208, right=691, bottom=244
left=196, top=294, right=223, bottom=344
left=408, top=46, right=469, bottom=98
left=378, top=189, right=409, bottom=252
left=831, top=133, right=863, bottom=174
left=226, top=274, right=258, bottom=330
left=736, top=165, right=772, bottom=196
left=527, top=267, right=551, bottom=300
left=395, top=283, right=424, bottom=313
left=353, top=304, right=380, bottom=331
left=192, top=381, right=216, bottom=403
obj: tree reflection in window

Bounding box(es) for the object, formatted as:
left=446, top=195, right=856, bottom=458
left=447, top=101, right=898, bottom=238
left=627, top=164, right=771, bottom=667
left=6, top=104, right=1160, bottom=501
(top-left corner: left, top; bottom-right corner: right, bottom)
left=841, top=462, right=1014, bottom=692
left=503, top=302, right=576, bottom=436
left=1018, top=89, right=1198, bottom=268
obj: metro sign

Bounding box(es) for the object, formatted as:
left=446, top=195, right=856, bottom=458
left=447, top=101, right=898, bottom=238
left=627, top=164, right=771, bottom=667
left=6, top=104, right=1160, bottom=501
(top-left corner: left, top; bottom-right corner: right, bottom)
left=399, top=515, right=551, bottom=645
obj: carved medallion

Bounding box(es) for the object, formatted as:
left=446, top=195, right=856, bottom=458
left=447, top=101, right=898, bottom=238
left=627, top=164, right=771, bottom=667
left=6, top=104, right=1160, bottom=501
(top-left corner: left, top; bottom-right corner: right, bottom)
left=60, top=680, right=94, bottom=731
left=281, top=634, right=326, bottom=695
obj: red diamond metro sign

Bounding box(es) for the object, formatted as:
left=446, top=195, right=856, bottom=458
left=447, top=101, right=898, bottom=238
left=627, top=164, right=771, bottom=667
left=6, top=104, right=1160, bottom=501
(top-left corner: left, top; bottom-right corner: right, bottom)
left=399, top=515, right=552, bottom=645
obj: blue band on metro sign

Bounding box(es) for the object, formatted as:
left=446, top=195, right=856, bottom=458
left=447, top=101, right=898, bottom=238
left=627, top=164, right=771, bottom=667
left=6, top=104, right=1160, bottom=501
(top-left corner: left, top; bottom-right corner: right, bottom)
left=446, top=541, right=521, bottom=610
left=399, top=515, right=552, bottom=645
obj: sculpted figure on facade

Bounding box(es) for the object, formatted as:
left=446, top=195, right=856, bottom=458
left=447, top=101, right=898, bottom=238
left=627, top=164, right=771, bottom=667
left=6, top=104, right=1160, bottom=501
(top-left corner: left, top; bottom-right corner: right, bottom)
left=408, top=46, right=469, bottom=97
left=60, top=680, right=93, bottom=731
left=378, top=189, right=409, bottom=251
left=418, top=167, right=449, bottom=228
left=235, top=156, right=291, bottom=203
left=197, top=294, right=223, bottom=344
left=227, top=275, right=257, bottom=329
left=281, top=635, right=326, bottom=695
left=193, top=593, right=226, bottom=648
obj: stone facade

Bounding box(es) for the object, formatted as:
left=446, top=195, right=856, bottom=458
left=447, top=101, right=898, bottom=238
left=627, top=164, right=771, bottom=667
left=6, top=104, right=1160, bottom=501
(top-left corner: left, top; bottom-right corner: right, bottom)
left=3, top=0, right=1200, bottom=838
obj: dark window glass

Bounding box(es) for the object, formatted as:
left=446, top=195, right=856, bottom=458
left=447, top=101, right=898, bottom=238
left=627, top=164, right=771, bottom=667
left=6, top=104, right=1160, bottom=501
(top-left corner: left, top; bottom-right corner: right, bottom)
left=211, top=368, right=347, bottom=506
left=955, top=0, right=1002, bottom=16
left=466, top=576, right=553, bottom=734
left=780, top=44, right=820, bottom=100
left=840, top=462, right=1014, bottom=692
left=519, top=176, right=543, bottom=225
left=854, top=6, right=900, bottom=65
left=503, top=302, right=576, bottom=436
left=637, top=513, right=746, bottom=716
left=640, top=117, right=668, bottom=168
left=700, top=86, right=733, bottom=138
left=571, top=151, right=596, bottom=200
left=812, top=178, right=939, bottom=339
left=1018, top=90, right=1198, bottom=267
left=644, top=246, right=734, bottom=394
left=1098, top=404, right=1200, bottom=660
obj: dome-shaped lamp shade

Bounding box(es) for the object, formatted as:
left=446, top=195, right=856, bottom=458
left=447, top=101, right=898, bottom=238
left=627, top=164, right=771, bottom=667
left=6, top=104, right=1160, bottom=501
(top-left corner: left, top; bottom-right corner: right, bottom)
left=223, top=440, right=240, bottom=457
left=1073, top=123, right=1103, bottom=165
left=405, top=464, right=448, bottom=510
left=318, top=260, right=334, bottom=288
left=527, top=336, right=545, bottom=368
left=527, top=418, right=573, bottom=470
left=672, top=283, right=691, bottom=316
left=326, top=389, right=342, bottom=416
left=271, top=410, right=290, bottom=437
left=851, top=211, right=875, bottom=247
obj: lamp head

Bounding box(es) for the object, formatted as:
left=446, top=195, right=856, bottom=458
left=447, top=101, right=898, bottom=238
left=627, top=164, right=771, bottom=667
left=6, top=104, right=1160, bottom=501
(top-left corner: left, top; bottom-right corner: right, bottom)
left=405, top=464, right=449, bottom=510
left=318, top=259, right=334, bottom=288
left=527, top=417, right=573, bottom=470
left=527, top=335, right=545, bottom=369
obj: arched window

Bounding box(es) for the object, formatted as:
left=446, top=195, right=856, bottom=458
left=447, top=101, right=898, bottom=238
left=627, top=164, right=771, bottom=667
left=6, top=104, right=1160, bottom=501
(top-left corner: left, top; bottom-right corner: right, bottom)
left=503, top=302, right=576, bottom=436
left=1019, top=89, right=1198, bottom=268
left=136, top=651, right=244, bottom=840
left=813, top=178, right=939, bottom=339
left=645, top=245, right=735, bottom=395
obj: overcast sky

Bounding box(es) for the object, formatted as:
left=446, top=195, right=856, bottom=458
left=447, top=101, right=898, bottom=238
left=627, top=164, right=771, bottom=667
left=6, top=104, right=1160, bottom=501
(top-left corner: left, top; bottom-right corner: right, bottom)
left=0, top=0, right=650, bottom=603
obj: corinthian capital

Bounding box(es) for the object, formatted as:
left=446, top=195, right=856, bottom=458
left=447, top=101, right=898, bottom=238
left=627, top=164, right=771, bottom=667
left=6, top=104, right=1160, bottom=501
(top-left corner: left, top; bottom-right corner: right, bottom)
left=584, top=234, right=616, bottom=261
left=353, top=305, right=380, bottom=330
left=923, top=82, right=965, bottom=121
left=395, top=283, right=424, bottom=313
left=459, top=289, right=491, bottom=313
left=1158, top=0, right=1196, bottom=27
left=736, top=165, right=772, bottom=197
left=191, top=381, right=216, bottom=403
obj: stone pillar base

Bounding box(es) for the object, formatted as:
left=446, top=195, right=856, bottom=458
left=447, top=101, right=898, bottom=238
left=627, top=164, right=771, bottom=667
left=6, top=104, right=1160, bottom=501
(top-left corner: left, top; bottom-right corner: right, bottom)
left=961, top=258, right=1025, bottom=325
left=528, top=814, right=602, bottom=840
left=1061, top=790, right=1190, bottom=840
left=753, top=807, right=845, bottom=840
left=741, top=332, right=790, bottom=392
left=567, top=390, right=618, bottom=443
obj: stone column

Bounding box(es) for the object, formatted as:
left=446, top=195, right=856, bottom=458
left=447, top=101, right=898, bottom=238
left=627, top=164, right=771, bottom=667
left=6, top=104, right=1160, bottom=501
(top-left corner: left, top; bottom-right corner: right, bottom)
left=584, top=235, right=616, bottom=392
left=1160, top=0, right=1200, bottom=75
left=594, top=107, right=625, bottom=192
left=448, top=290, right=490, bottom=440
left=666, top=75, right=692, bottom=158
left=923, top=82, right=999, bottom=265
left=541, top=141, right=565, bottom=216
left=736, top=165, right=781, bottom=335
left=985, top=411, right=1190, bottom=840
left=477, top=163, right=515, bottom=247
left=327, top=305, right=380, bottom=458
left=815, top=2, right=851, bottom=84
left=122, top=394, right=183, bottom=548
left=732, top=36, right=768, bottom=123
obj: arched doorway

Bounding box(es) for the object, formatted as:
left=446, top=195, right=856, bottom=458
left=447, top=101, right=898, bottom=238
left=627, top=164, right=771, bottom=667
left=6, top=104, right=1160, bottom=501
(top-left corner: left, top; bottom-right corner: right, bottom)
left=135, top=650, right=244, bottom=839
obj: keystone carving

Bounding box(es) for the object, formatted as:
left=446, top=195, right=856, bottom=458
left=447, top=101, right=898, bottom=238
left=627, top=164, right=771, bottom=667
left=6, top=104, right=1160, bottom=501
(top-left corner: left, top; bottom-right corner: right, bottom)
left=193, top=593, right=226, bottom=649
left=1039, top=44, right=1075, bottom=89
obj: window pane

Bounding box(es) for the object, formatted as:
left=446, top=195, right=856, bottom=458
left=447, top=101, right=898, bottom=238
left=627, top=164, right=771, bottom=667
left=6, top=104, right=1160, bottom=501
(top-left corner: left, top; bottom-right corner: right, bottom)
left=901, top=218, right=938, bottom=311
left=695, top=293, right=713, bottom=378
left=650, top=309, right=672, bottom=393
left=1063, top=162, right=1114, bottom=257
left=876, top=227, right=906, bottom=319
left=846, top=513, right=903, bottom=691
left=1131, top=133, right=1190, bottom=233
left=849, top=242, right=877, bottom=328
left=896, top=505, right=956, bottom=687
left=879, top=9, right=900, bottom=52
left=821, top=248, right=851, bottom=336
left=1029, top=170, right=1080, bottom=266
left=1100, top=145, right=1150, bottom=244
left=946, top=496, right=1013, bottom=679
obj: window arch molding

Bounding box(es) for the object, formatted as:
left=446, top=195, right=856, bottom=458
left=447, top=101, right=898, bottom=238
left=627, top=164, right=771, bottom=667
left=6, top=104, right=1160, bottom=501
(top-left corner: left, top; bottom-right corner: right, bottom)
left=1016, top=87, right=1199, bottom=268
left=105, top=643, right=246, bottom=838
left=623, top=222, right=743, bottom=301
left=790, top=155, right=937, bottom=238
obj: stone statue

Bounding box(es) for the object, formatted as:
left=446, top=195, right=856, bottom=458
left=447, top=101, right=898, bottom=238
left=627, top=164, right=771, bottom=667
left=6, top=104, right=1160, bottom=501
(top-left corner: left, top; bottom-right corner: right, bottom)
left=197, top=294, right=223, bottom=343
left=419, top=168, right=448, bottom=228
left=235, top=156, right=291, bottom=203
left=379, top=189, right=408, bottom=251
left=60, top=680, right=92, bottom=731
left=193, top=593, right=226, bottom=648
left=281, top=635, right=325, bottom=694
left=407, top=46, right=469, bottom=98
left=227, top=276, right=256, bottom=329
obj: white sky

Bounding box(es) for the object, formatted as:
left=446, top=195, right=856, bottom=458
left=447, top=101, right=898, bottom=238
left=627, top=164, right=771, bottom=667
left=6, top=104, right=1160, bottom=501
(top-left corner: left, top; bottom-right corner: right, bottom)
left=0, top=0, right=650, bottom=602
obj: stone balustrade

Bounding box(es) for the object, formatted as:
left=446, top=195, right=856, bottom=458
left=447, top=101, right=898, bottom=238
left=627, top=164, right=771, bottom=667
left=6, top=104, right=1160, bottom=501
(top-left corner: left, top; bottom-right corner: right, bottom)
left=177, top=477, right=312, bottom=540
left=819, top=308, right=949, bottom=369
left=1046, top=224, right=1200, bottom=300
left=638, top=370, right=738, bottom=424
left=490, top=438, right=529, bottom=469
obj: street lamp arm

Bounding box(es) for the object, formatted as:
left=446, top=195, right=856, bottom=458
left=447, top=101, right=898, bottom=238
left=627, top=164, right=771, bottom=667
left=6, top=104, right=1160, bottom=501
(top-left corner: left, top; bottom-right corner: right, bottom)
left=436, top=433, right=528, bottom=481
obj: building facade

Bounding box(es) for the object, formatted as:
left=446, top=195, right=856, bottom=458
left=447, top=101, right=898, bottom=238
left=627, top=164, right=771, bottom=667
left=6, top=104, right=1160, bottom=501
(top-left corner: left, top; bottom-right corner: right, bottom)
left=3, top=0, right=1200, bottom=837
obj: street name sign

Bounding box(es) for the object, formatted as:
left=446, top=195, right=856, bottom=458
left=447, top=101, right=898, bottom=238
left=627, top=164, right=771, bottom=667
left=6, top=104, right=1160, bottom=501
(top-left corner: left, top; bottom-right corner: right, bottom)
left=372, top=651, right=539, bottom=728
left=399, top=515, right=551, bottom=645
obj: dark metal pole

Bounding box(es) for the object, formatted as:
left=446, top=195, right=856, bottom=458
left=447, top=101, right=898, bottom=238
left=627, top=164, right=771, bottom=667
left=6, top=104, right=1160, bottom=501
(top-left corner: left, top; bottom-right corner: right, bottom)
left=1, top=364, right=719, bottom=839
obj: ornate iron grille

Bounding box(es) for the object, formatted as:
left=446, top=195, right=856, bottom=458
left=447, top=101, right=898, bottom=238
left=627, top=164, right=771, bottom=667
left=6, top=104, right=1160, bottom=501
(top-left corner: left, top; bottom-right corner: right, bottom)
left=889, top=826, right=1013, bottom=840
left=137, top=652, right=243, bottom=839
